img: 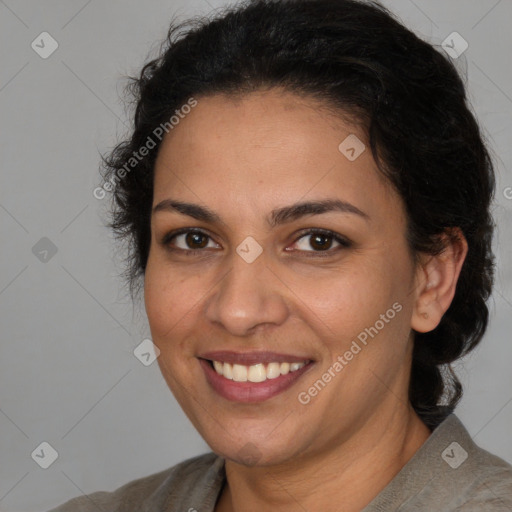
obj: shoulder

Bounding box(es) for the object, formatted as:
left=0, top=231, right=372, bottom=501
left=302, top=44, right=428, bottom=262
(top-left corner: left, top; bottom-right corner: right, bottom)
left=364, top=414, right=512, bottom=511
left=453, top=442, right=512, bottom=510
left=425, top=414, right=512, bottom=510
left=46, top=452, right=225, bottom=512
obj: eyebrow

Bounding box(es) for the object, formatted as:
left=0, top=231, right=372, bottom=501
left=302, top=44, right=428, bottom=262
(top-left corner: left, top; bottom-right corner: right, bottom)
left=152, top=198, right=370, bottom=226
left=269, top=199, right=369, bottom=226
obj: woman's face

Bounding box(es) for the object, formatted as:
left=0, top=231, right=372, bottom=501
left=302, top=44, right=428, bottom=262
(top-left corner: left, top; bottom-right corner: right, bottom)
left=145, top=88, right=421, bottom=465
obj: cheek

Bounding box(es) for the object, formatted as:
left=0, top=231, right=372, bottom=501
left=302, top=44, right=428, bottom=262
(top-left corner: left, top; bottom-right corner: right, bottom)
left=299, top=266, right=413, bottom=411
left=294, top=253, right=412, bottom=358
left=298, top=265, right=399, bottom=330
left=144, top=256, right=200, bottom=341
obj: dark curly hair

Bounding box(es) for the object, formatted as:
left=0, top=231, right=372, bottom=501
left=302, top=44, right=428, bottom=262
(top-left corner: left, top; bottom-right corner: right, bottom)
left=100, top=0, right=495, bottom=430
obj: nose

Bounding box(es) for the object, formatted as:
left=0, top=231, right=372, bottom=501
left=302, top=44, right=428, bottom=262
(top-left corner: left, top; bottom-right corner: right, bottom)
left=204, top=251, right=290, bottom=337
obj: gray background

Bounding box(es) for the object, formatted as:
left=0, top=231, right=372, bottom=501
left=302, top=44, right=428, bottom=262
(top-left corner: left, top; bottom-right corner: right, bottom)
left=1, top=0, right=511, bottom=510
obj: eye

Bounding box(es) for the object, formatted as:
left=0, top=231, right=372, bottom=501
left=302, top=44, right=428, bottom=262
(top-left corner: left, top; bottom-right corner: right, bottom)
left=289, top=229, right=351, bottom=253
left=162, top=229, right=220, bottom=251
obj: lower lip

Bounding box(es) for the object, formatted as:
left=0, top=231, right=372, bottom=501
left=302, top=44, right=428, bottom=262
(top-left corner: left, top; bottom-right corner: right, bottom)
left=199, top=359, right=314, bottom=403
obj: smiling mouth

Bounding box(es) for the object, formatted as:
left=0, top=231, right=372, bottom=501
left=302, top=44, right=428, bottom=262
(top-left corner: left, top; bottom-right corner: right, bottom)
left=206, top=359, right=309, bottom=383
left=198, top=353, right=315, bottom=403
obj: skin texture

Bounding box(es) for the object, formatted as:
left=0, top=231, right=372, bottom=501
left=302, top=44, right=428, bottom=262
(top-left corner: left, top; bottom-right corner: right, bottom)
left=144, top=88, right=468, bottom=512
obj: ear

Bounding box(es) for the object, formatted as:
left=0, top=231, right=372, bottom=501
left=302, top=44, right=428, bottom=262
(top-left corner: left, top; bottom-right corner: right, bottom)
left=411, top=228, right=468, bottom=333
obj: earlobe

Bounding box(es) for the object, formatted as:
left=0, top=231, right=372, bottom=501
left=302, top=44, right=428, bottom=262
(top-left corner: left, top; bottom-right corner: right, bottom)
left=411, top=229, right=468, bottom=333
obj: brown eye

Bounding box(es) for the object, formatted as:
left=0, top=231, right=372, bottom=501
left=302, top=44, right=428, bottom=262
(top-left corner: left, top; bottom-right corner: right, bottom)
left=163, top=230, right=220, bottom=251
left=185, top=232, right=208, bottom=248
left=289, top=229, right=351, bottom=254
left=309, top=233, right=333, bottom=251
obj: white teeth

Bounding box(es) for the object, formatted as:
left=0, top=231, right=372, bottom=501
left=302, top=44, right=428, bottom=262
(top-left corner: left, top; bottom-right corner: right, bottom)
left=211, top=360, right=307, bottom=381
left=232, top=364, right=248, bottom=382
left=248, top=363, right=267, bottom=383
left=222, top=362, right=233, bottom=380
left=280, top=362, right=290, bottom=375
left=266, top=362, right=281, bottom=379
left=213, top=361, right=223, bottom=375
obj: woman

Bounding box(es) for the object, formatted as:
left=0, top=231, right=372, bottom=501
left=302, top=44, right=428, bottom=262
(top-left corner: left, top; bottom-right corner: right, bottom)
left=49, top=0, right=512, bottom=510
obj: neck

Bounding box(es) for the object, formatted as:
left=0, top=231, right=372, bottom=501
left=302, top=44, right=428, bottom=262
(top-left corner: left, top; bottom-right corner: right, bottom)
left=216, top=406, right=431, bottom=512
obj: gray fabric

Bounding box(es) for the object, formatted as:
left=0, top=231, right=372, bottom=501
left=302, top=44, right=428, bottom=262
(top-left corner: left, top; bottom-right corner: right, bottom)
left=47, top=414, right=512, bottom=511
left=361, top=414, right=512, bottom=511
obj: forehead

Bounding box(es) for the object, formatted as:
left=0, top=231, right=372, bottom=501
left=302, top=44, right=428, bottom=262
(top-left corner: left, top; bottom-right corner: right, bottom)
left=152, top=89, right=398, bottom=223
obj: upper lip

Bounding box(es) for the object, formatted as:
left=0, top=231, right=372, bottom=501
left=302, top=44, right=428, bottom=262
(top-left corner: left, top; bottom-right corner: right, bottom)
left=198, top=350, right=313, bottom=366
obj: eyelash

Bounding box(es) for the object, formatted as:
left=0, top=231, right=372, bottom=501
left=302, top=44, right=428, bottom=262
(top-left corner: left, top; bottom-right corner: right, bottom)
left=161, top=227, right=352, bottom=257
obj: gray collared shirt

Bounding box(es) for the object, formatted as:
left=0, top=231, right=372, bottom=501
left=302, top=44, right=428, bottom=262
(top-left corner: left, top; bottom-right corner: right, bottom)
left=47, top=414, right=512, bottom=511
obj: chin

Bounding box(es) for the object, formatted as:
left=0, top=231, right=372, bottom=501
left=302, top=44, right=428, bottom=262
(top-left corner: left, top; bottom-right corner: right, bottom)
left=200, top=424, right=306, bottom=467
